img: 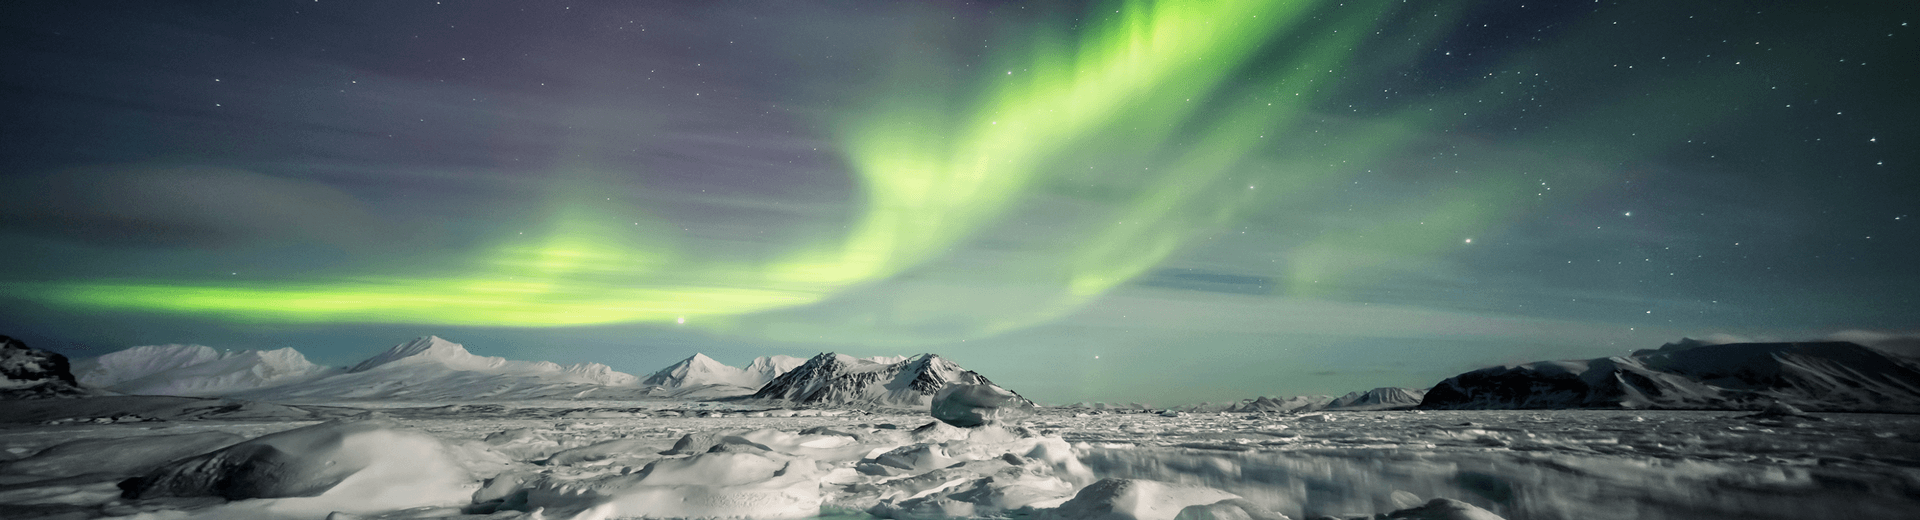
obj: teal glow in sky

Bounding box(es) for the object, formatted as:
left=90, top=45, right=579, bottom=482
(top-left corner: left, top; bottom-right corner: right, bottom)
left=1, top=0, right=1914, bottom=405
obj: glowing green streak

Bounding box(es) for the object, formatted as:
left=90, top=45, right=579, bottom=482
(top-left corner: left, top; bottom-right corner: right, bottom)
left=834, top=0, right=1324, bottom=285
left=17, top=0, right=1352, bottom=329
left=14, top=0, right=1469, bottom=333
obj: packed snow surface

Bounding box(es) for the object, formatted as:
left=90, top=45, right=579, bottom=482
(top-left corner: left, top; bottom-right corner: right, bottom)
left=3, top=397, right=1916, bottom=520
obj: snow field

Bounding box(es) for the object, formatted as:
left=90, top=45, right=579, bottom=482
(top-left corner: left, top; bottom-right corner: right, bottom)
left=2, top=406, right=1917, bottom=519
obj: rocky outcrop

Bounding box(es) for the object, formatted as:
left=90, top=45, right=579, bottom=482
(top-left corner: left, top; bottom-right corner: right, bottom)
left=1420, top=339, right=1920, bottom=412
left=1, top=335, right=87, bottom=398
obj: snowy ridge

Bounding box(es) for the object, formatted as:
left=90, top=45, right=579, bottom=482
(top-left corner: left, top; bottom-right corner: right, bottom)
left=229, top=336, right=644, bottom=401
left=744, top=354, right=806, bottom=384
left=1421, top=339, right=1920, bottom=412
left=104, top=348, right=333, bottom=397
left=68, top=336, right=644, bottom=401
left=639, top=353, right=805, bottom=398
left=1228, top=395, right=1334, bottom=413
left=73, top=344, right=228, bottom=388
left=751, top=352, right=1033, bottom=408
left=1326, top=387, right=1428, bottom=410
left=348, top=336, right=503, bottom=372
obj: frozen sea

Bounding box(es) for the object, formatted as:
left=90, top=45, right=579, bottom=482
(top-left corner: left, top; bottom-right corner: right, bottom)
left=1, top=399, right=1915, bottom=519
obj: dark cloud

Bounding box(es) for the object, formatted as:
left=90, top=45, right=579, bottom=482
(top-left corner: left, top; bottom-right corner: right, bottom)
left=0, top=165, right=392, bottom=249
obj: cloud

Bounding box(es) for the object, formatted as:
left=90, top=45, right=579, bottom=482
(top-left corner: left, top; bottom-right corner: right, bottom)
left=1695, top=333, right=1759, bottom=345
left=0, top=165, right=392, bottom=249
left=1690, top=330, right=1920, bottom=357
left=1135, top=268, right=1275, bottom=295
left=1825, top=330, right=1920, bottom=357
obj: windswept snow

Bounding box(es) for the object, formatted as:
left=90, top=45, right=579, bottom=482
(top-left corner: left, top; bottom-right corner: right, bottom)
left=4, top=399, right=1920, bottom=519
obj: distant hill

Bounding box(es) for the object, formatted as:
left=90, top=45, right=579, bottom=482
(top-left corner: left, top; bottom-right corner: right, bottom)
left=74, top=344, right=332, bottom=397
left=1420, top=339, right=1920, bottom=412
left=638, top=353, right=805, bottom=398
left=752, top=352, right=1032, bottom=408
left=62, top=336, right=994, bottom=405
left=1205, top=387, right=1427, bottom=413
left=231, top=336, right=646, bottom=401
left=1227, top=395, right=1333, bottom=413
left=70, top=336, right=650, bottom=401
left=1326, top=387, right=1428, bottom=410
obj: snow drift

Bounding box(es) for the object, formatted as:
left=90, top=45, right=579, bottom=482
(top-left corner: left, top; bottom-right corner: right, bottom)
left=120, top=418, right=472, bottom=517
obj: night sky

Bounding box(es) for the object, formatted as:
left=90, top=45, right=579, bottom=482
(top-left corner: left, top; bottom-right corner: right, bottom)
left=2, top=0, right=1915, bottom=406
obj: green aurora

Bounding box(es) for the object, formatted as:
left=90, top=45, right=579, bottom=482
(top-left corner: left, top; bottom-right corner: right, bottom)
left=9, top=0, right=1804, bottom=341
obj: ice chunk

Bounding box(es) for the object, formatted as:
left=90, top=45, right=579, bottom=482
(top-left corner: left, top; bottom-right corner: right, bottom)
left=1174, top=498, right=1293, bottom=520
left=541, top=438, right=660, bottom=466
left=0, top=431, right=244, bottom=479
left=933, top=384, right=1026, bottom=427
left=120, top=418, right=470, bottom=515
left=523, top=451, right=822, bottom=519
left=1038, top=478, right=1244, bottom=520
left=1366, top=498, right=1504, bottom=520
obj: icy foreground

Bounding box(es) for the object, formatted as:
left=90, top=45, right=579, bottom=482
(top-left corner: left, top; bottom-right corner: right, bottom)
left=3, top=398, right=1917, bottom=520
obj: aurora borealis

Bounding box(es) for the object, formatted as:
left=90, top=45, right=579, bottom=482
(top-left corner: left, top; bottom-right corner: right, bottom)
left=2, top=0, right=1915, bottom=405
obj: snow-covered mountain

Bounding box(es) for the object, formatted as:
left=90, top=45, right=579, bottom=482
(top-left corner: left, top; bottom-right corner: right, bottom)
left=639, top=353, right=805, bottom=394
left=1325, top=387, right=1428, bottom=410
left=93, top=347, right=333, bottom=397
left=1228, top=395, right=1334, bottom=413
left=228, top=336, right=644, bottom=401
left=751, top=352, right=1031, bottom=408
left=1420, top=339, right=1920, bottom=412
left=73, top=344, right=228, bottom=388
left=1, top=335, right=87, bottom=398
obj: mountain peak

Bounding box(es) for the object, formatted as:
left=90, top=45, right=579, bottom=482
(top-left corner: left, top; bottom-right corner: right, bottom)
left=348, top=336, right=485, bottom=372
left=73, top=344, right=227, bottom=388
left=752, top=351, right=1030, bottom=408
left=640, top=353, right=787, bottom=391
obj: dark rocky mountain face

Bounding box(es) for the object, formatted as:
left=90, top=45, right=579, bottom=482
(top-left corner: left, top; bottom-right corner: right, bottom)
left=1419, top=339, right=1920, bottom=412
left=752, top=352, right=1032, bottom=408
left=1, top=335, right=87, bottom=399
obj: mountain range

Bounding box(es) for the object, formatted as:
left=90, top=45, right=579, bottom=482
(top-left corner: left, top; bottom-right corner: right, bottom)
left=58, top=336, right=1017, bottom=406
left=73, top=337, right=655, bottom=401
left=1419, top=339, right=1920, bottom=412
left=752, top=352, right=1034, bottom=408
left=38, top=335, right=1920, bottom=412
